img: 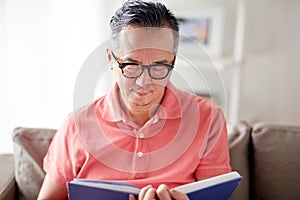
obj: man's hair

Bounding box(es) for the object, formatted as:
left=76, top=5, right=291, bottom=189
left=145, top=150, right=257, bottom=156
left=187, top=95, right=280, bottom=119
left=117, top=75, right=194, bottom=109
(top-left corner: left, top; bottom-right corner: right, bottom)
left=109, top=0, right=179, bottom=51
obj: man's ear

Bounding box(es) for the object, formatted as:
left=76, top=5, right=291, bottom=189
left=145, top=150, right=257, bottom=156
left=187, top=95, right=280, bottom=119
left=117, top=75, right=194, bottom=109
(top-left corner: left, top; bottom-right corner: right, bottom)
left=106, top=48, right=113, bottom=69
left=106, top=48, right=111, bottom=62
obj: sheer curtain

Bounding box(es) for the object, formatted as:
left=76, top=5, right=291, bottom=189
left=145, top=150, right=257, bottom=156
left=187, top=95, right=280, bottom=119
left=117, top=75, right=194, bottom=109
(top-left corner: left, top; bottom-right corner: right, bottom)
left=0, top=0, right=120, bottom=153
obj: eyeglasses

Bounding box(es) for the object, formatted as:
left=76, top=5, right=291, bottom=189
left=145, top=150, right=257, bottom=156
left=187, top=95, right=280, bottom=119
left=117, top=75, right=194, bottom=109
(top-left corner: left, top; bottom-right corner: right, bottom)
left=111, top=51, right=175, bottom=80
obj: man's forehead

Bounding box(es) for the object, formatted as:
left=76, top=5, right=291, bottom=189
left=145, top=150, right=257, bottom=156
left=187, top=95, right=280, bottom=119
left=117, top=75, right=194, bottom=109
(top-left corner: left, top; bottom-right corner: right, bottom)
left=113, top=26, right=175, bottom=55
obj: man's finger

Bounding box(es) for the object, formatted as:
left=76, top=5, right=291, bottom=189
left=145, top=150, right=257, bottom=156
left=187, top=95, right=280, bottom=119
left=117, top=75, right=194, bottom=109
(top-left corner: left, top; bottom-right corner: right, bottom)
left=139, top=185, right=155, bottom=200
left=129, top=194, right=136, bottom=200
left=156, top=184, right=172, bottom=200
left=143, top=187, right=156, bottom=200
left=170, top=189, right=190, bottom=200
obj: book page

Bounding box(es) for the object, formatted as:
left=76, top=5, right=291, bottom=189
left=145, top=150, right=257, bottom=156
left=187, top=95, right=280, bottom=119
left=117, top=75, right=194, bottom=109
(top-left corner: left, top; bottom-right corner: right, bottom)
left=174, top=171, right=241, bottom=193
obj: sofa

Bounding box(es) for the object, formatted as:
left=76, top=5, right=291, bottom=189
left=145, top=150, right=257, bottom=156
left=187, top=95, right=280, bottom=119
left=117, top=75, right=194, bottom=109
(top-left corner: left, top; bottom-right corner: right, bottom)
left=1, top=121, right=300, bottom=200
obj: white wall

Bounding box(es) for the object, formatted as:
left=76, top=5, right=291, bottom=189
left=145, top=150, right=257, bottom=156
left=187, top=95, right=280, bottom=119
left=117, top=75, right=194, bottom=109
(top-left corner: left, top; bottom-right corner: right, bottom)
left=179, top=0, right=300, bottom=126
left=164, top=0, right=300, bottom=125
left=237, top=0, right=300, bottom=125
left=0, top=0, right=110, bottom=153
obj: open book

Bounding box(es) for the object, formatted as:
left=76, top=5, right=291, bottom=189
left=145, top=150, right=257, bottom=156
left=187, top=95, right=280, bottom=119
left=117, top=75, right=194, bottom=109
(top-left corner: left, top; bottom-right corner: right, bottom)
left=67, top=171, right=242, bottom=200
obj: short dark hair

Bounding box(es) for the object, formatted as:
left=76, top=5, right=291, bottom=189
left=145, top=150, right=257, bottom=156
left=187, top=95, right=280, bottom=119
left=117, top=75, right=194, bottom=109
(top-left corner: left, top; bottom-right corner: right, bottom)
left=109, top=0, right=179, bottom=51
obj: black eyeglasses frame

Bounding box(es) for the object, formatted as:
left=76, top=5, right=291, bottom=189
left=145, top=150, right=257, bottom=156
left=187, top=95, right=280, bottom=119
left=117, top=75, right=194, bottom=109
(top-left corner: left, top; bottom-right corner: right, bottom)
left=111, top=51, right=176, bottom=80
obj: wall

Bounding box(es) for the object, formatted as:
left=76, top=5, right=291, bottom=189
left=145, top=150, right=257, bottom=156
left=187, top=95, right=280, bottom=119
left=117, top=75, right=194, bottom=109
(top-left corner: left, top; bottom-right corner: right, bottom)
left=0, top=0, right=106, bottom=153
left=162, top=0, right=300, bottom=125
left=237, top=0, right=300, bottom=125
left=164, top=0, right=238, bottom=57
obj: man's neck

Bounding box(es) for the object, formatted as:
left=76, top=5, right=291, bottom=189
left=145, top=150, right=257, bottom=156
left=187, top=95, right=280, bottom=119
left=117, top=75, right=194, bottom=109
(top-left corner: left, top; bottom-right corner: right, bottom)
left=118, top=92, right=161, bottom=127
left=128, top=110, right=150, bottom=127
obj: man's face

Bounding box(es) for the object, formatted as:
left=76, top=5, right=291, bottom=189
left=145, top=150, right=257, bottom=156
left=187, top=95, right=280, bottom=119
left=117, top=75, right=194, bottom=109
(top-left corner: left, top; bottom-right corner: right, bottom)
left=109, top=25, right=175, bottom=113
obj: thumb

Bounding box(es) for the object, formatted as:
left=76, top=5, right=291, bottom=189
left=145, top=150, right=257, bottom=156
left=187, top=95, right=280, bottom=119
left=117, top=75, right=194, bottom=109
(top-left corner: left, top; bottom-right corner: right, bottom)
left=170, top=189, right=190, bottom=200
left=129, top=194, right=136, bottom=200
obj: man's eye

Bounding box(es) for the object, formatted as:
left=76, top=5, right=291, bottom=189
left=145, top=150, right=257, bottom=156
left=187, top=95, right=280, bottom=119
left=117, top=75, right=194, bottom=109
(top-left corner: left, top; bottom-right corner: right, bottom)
left=120, top=63, right=136, bottom=68
left=153, top=67, right=164, bottom=71
left=125, top=65, right=139, bottom=70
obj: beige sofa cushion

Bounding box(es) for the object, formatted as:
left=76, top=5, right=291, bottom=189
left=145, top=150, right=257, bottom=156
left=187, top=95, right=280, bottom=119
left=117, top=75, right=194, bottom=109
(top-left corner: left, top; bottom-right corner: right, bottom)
left=0, top=154, right=15, bottom=200
left=228, top=121, right=251, bottom=200
left=252, top=123, right=300, bottom=200
left=12, top=127, right=56, bottom=200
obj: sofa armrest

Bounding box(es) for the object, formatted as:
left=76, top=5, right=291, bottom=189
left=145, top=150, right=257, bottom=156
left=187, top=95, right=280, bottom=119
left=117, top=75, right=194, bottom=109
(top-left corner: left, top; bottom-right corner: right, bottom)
left=0, top=154, right=15, bottom=200
left=228, top=121, right=251, bottom=200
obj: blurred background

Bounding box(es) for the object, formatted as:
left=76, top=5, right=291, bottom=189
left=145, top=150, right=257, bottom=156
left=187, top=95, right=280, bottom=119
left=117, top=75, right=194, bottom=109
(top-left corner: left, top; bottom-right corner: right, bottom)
left=0, top=0, right=299, bottom=153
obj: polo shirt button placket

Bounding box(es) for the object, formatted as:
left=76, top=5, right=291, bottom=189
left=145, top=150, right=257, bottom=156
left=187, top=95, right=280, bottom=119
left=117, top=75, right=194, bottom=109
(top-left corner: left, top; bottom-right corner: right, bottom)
left=139, top=133, right=145, bottom=139
left=137, top=152, right=143, bottom=158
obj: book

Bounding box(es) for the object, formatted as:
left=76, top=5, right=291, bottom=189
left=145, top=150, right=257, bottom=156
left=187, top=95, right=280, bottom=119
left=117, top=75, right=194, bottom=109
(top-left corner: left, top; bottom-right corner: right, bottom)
left=67, top=171, right=243, bottom=200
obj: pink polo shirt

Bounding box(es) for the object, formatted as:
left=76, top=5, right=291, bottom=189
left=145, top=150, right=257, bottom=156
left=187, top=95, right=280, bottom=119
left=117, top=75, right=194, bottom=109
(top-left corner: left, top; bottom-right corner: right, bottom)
left=44, top=83, right=231, bottom=189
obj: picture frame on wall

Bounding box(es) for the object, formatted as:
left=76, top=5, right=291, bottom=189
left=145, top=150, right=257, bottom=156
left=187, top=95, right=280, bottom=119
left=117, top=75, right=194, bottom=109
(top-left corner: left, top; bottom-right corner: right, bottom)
left=177, top=8, right=224, bottom=58
left=178, top=17, right=210, bottom=45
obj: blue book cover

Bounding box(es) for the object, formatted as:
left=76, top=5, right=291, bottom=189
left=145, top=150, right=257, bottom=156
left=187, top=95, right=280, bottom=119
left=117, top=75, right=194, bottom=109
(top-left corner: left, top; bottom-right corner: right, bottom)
left=67, top=171, right=242, bottom=200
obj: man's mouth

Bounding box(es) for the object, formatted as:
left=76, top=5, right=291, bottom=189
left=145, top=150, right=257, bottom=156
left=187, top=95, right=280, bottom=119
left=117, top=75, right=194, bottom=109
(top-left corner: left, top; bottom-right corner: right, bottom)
left=135, top=90, right=149, bottom=97
left=131, top=87, right=153, bottom=97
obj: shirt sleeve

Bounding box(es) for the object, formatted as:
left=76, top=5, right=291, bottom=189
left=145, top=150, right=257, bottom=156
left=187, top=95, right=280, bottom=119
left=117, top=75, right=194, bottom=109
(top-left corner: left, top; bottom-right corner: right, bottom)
left=195, top=106, right=232, bottom=180
left=43, top=114, right=85, bottom=188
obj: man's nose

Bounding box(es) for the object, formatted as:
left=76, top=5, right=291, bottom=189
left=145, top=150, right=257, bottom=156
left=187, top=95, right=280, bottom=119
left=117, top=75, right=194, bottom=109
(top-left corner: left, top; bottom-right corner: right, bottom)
left=135, top=69, right=152, bottom=86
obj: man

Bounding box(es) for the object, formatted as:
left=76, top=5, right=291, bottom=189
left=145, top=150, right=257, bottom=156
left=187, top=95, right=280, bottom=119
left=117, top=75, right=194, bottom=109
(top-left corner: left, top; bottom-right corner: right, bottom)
left=38, top=1, right=231, bottom=199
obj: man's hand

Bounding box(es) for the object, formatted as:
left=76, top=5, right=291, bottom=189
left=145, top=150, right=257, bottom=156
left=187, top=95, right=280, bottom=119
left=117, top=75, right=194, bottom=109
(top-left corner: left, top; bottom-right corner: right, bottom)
left=129, top=184, right=189, bottom=200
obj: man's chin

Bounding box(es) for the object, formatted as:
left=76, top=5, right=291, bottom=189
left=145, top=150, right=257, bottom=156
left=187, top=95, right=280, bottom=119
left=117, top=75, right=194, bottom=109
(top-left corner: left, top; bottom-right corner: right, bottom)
left=130, top=101, right=150, bottom=108
left=128, top=99, right=153, bottom=110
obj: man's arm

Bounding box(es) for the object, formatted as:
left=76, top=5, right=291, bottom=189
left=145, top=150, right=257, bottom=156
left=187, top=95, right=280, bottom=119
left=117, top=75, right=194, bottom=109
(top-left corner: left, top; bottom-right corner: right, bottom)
left=37, top=174, right=68, bottom=200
